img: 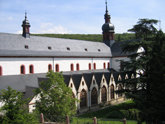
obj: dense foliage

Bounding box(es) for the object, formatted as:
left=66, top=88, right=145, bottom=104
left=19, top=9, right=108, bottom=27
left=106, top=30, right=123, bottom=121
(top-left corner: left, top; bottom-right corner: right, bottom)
left=119, top=19, right=165, bottom=124
left=0, top=86, right=38, bottom=124
left=31, top=33, right=136, bottom=42
left=34, top=70, right=78, bottom=121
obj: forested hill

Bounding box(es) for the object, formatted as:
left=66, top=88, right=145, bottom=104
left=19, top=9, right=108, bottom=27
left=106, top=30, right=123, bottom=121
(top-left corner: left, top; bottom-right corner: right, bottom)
left=31, top=33, right=135, bottom=42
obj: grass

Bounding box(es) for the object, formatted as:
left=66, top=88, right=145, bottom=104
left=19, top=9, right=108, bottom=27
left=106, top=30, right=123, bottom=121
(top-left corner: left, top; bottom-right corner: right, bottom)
left=72, top=100, right=146, bottom=124
left=71, top=117, right=138, bottom=124
left=78, top=100, right=135, bottom=118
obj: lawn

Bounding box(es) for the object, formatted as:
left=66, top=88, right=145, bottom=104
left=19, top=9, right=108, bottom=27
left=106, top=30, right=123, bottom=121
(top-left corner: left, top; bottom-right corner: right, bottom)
left=72, top=100, right=146, bottom=124
left=78, top=100, right=135, bottom=118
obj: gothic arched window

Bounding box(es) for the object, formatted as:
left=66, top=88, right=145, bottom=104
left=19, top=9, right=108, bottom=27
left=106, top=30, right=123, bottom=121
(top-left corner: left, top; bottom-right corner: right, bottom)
left=101, top=85, right=107, bottom=102
left=91, top=87, right=98, bottom=105
left=118, top=84, right=123, bottom=97
left=80, top=89, right=87, bottom=108
left=110, top=84, right=114, bottom=99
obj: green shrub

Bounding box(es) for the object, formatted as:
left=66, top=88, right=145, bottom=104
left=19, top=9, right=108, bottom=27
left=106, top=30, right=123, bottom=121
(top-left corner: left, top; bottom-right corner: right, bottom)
left=106, top=111, right=120, bottom=118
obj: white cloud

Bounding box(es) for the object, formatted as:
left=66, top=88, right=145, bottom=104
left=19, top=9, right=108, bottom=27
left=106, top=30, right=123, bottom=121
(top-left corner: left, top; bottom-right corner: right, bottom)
left=15, top=30, right=22, bottom=34
left=8, top=17, right=13, bottom=21
left=36, top=23, right=72, bottom=34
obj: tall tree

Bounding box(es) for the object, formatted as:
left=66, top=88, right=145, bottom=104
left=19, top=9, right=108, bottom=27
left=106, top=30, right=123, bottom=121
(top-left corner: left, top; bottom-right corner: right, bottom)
left=128, top=18, right=158, bottom=40
left=0, top=86, right=38, bottom=124
left=34, top=70, right=78, bottom=121
left=119, top=19, right=165, bottom=123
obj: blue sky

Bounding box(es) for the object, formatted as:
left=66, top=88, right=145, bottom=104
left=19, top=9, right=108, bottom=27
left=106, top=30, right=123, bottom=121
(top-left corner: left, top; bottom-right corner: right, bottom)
left=0, top=0, right=165, bottom=34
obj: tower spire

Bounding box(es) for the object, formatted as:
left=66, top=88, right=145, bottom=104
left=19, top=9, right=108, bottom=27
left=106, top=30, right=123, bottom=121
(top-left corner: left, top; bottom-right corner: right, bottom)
left=22, top=12, right=31, bottom=38
left=104, top=0, right=110, bottom=23
left=102, top=0, right=115, bottom=47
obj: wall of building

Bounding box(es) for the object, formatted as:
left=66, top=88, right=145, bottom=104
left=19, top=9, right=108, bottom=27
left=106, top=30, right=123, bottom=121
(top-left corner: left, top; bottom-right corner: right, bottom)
left=111, top=57, right=130, bottom=71
left=0, top=57, right=110, bottom=76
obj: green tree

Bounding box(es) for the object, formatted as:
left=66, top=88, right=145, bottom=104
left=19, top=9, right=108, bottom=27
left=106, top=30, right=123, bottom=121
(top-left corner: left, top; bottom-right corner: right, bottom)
left=0, top=86, right=38, bottom=124
left=128, top=18, right=158, bottom=40
left=119, top=19, right=165, bottom=123
left=34, top=70, right=78, bottom=121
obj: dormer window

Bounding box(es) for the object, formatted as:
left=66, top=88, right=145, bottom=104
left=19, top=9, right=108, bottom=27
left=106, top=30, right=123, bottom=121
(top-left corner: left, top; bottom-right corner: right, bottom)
left=25, top=45, right=29, bottom=49
left=48, top=46, right=51, bottom=50
left=67, top=47, right=70, bottom=50
left=85, top=48, right=88, bottom=51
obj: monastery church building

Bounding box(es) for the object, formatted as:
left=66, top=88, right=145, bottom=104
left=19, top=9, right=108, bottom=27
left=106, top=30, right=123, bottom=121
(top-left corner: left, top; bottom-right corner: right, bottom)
left=0, top=2, right=140, bottom=113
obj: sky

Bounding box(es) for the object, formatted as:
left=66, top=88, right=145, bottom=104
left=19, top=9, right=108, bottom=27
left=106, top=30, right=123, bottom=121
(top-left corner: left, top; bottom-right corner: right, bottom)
left=0, top=0, right=165, bottom=34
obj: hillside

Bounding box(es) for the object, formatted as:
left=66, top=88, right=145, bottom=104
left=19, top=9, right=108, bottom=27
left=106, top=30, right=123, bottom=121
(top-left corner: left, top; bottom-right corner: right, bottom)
left=31, top=33, right=136, bottom=42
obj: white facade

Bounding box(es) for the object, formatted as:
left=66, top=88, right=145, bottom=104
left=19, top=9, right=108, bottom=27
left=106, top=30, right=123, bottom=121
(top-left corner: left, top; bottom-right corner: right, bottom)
left=0, top=57, right=110, bottom=76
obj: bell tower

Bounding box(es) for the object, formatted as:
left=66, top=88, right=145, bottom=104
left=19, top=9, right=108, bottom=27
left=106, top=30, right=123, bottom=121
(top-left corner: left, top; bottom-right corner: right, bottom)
left=102, top=1, right=115, bottom=47
left=22, top=12, right=31, bottom=38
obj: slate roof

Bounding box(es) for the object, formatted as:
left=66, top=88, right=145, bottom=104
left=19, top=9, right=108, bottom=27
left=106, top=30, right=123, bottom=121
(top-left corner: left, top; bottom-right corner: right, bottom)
left=113, top=72, right=119, bottom=83
left=111, top=41, right=137, bottom=57
left=83, top=73, right=93, bottom=89
left=63, top=75, right=71, bottom=86
left=0, top=33, right=112, bottom=58
left=71, top=74, right=82, bottom=91
left=22, top=86, right=36, bottom=103
left=94, top=73, right=103, bottom=88
left=0, top=73, right=46, bottom=92
left=104, top=72, right=111, bottom=84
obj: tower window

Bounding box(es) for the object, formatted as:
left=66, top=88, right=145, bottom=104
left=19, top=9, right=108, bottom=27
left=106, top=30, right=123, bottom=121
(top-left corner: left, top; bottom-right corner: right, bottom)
left=85, top=48, right=88, bottom=51
left=98, top=49, right=101, bottom=52
left=25, top=45, right=29, bottom=49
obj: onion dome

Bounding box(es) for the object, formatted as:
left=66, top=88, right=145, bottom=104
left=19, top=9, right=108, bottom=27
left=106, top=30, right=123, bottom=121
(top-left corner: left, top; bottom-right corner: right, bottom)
left=22, top=12, right=30, bottom=26
left=102, top=23, right=115, bottom=32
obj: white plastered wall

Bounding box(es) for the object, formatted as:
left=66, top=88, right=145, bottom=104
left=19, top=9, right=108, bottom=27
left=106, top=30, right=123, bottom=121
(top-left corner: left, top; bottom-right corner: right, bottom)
left=0, top=58, right=53, bottom=75
left=0, top=57, right=110, bottom=76
left=28, top=94, right=40, bottom=113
